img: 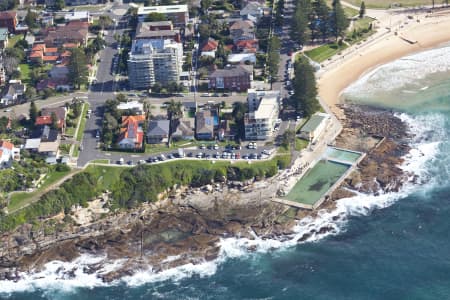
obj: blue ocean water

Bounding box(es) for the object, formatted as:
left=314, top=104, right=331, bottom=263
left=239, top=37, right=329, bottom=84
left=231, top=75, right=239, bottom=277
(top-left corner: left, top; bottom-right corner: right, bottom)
left=2, top=46, right=450, bottom=300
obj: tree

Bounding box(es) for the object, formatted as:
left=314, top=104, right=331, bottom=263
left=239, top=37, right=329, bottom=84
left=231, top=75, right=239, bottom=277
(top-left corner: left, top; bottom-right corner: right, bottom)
left=291, top=0, right=311, bottom=46
left=359, top=1, right=366, bottom=18
left=167, top=100, right=182, bottom=138
left=116, top=93, right=128, bottom=102
left=267, top=36, right=281, bottom=82
left=98, top=15, right=113, bottom=30
left=232, top=102, right=248, bottom=139
left=68, top=48, right=89, bottom=89
left=331, top=0, right=350, bottom=40
left=200, top=0, right=213, bottom=13
left=29, top=101, right=38, bottom=125
left=145, top=12, right=166, bottom=22
left=24, top=87, right=36, bottom=101
left=54, top=0, right=65, bottom=10
left=50, top=112, right=59, bottom=130
left=292, top=56, right=320, bottom=117
left=314, top=0, right=330, bottom=41
left=0, top=0, right=17, bottom=11
left=24, top=9, right=38, bottom=28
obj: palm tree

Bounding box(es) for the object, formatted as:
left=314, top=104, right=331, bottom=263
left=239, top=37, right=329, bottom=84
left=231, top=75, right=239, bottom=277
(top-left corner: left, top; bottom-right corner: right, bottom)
left=166, top=100, right=183, bottom=143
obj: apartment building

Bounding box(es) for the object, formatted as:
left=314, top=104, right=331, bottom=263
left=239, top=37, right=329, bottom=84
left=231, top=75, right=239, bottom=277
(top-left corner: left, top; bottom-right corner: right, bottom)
left=244, top=89, right=280, bottom=140
left=137, top=5, right=189, bottom=27
left=128, top=39, right=183, bottom=90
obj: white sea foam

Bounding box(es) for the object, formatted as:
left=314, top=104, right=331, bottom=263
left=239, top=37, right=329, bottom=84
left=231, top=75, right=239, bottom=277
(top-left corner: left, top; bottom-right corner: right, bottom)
left=344, top=45, right=450, bottom=96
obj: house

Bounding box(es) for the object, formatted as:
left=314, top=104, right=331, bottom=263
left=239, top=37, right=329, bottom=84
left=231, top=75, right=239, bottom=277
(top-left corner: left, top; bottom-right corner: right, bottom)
left=35, top=106, right=67, bottom=133
left=29, top=43, right=72, bottom=64
left=208, top=65, right=253, bottom=92
left=43, top=21, right=89, bottom=47
left=49, top=64, right=69, bottom=79
left=1, top=80, right=26, bottom=106
left=137, top=5, right=189, bottom=27
left=201, top=38, right=219, bottom=57
left=172, top=118, right=195, bottom=140
left=36, top=78, right=72, bottom=92
left=147, top=119, right=170, bottom=144
left=25, top=126, right=60, bottom=158
left=235, top=39, right=258, bottom=53
left=218, top=120, right=235, bottom=141
left=135, top=21, right=180, bottom=42
left=227, top=53, right=256, bottom=64
left=0, top=28, right=8, bottom=49
left=195, top=110, right=216, bottom=140
left=244, top=89, right=280, bottom=140
left=298, top=112, right=331, bottom=143
left=0, top=11, right=17, bottom=33
left=64, top=11, right=91, bottom=23
left=0, top=140, right=19, bottom=168
left=117, top=115, right=146, bottom=149
left=240, top=2, right=264, bottom=22
left=41, top=15, right=54, bottom=27
left=117, top=101, right=144, bottom=115
left=229, top=20, right=255, bottom=42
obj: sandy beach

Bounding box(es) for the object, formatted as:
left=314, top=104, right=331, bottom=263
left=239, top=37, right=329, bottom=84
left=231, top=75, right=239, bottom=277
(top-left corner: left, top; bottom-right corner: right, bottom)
left=318, top=10, right=450, bottom=114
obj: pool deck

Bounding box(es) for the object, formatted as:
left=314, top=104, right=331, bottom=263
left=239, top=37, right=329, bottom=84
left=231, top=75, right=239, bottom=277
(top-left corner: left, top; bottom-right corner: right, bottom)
left=273, top=133, right=367, bottom=210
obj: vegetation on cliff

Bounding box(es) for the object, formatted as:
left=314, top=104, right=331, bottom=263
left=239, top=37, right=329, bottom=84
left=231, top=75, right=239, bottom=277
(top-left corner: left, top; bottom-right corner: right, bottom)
left=0, top=156, right=290, bottom=233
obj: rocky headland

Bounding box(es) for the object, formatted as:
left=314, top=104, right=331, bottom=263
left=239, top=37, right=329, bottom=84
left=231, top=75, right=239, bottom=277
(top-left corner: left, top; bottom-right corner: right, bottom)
left=0, top=104, right=417, bottom=283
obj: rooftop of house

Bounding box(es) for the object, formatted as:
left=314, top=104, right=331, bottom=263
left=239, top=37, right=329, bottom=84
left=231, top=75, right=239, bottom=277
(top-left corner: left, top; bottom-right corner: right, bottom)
left=196, top=110, right=215, bottom=133
left=209, top=64, right=253, bottom=78
left=0, top=140, right=14, bottom=150
left=121, top=114, right=146, bottom=126
left=230, top=20, right=255, bottom=31
left=252, top=96, right=279, bottom=120
left=41, top=106, right=67, bottom=121
left=31, top=125, right=58, bottom=142
left=137, top=4, right=188, bottom=15
left=201, top=39, right=219, bottom=52
left=117, top=101, right=144, bottom=111
left=241, top=2, right=264, bottom=14
left=0, top=11, right=16, bottom=20
left=147, top=119, right=170, bottom=136
left=173, top=118, right=194, bottom=137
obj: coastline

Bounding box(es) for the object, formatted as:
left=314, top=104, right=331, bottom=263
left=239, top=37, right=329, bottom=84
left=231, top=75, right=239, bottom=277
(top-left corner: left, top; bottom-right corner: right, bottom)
left=3, top=11, right=450, bottom=289
left=318, top=12, right=450, bottom=114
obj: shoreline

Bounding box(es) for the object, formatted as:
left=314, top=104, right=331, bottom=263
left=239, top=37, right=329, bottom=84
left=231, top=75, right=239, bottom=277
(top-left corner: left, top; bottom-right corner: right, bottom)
left=318, top=12, right=450, bottom=113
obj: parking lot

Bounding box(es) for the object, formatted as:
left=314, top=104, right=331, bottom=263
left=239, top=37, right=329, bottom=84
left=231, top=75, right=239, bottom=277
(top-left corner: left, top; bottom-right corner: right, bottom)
left=110, top=142, right=276, bottom=166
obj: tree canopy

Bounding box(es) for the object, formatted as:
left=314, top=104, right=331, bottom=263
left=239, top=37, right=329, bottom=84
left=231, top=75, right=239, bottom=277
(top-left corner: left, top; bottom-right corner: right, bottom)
left=68, top=48, right=89, bottom=89
left=292, top=56, right=320, bottom=117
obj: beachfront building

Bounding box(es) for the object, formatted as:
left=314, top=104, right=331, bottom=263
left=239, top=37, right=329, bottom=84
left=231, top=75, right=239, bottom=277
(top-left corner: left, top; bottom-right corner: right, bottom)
left=244, top=89, right=280, bottom=140
left=137, top=5, right=189, bottom=27
left=128, top=39, right=183, bottom=90
left=298, top=112, right=331, bottom=143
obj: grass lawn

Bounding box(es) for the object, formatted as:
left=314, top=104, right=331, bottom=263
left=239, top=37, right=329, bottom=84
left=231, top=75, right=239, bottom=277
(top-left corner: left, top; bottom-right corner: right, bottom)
left=295, top=138, right=309, bottom=151
left=304, top=43, right=348, bottom=63
left=19, top=64, right=31, bottom=84
left=8, top=34, right=24, bottom=48
left=343, top=6, right=359, bottom=17
left=72, top=103, right=89, bottom=158
left=85, top=165, right=125, bottom=191
left=353, top=17, right=374, bottom=32
left=8, top=169, right=73, bottom=213
left=90, top=159, right=110, bottom=164
left=344, top=0, right=431, bottom=8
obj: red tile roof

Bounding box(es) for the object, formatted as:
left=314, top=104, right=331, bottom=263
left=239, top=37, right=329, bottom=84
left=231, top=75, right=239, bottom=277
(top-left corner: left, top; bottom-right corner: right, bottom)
left=43, top=55, right=58, bottom=62
left=0, top=140, right=14, bottom=150
left=35, top=115, right=64, bottom=128
left=118, top=115, right=146, bottom=148
left=201, top=39, right=219, bottom=52
left=0, top=11, right=16, bottom=20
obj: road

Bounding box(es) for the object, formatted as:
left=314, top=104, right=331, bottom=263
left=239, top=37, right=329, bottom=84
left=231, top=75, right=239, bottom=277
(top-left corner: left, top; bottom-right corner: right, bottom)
left=77, top=6, right=126, bottom=167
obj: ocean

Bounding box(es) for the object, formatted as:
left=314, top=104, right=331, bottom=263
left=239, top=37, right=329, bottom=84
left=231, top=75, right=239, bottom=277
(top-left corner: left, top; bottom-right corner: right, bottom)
left=2, top=45, right=450, bottom=300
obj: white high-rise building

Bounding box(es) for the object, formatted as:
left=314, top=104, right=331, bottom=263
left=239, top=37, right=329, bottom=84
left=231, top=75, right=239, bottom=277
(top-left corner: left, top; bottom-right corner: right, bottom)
left=244, top=89, right=281, bottom=140
left=128, top=39, right=183, bottom=90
